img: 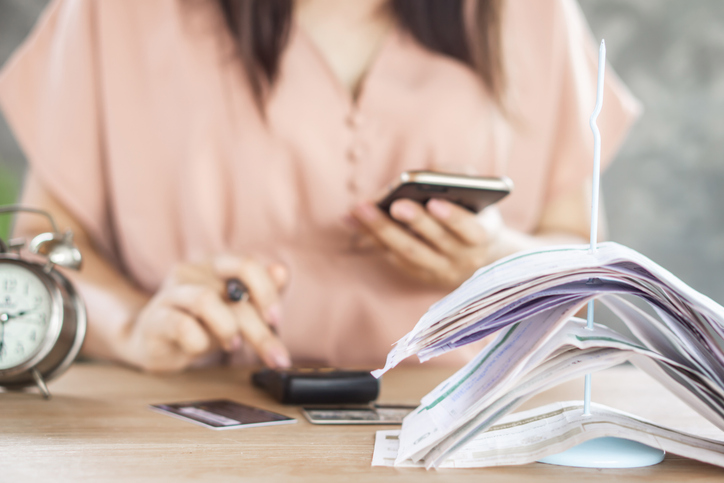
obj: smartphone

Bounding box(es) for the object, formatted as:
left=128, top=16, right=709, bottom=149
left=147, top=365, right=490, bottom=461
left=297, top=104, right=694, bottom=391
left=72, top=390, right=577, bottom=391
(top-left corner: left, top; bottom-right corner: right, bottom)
left=377, top=170, right=513, bottom=214
left=302, top=404, right=417, bottom=425
left=251, top=368, right=380, bottom=405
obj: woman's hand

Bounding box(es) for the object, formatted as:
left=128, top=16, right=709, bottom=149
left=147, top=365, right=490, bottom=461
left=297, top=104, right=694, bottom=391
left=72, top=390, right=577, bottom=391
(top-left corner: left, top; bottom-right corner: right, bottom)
left=351, top=198, right=504, bottom=289
left=123, top=255, right=291, bottom=373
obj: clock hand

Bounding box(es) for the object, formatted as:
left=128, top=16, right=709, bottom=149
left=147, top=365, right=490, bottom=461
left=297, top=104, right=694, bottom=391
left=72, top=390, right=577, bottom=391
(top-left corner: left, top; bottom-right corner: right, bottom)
left=1, top=309, right=36, bottom=321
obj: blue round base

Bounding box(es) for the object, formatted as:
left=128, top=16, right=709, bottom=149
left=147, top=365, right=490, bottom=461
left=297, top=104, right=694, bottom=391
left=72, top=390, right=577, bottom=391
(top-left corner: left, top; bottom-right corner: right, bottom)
left=537, top=437, right=665, bottom=468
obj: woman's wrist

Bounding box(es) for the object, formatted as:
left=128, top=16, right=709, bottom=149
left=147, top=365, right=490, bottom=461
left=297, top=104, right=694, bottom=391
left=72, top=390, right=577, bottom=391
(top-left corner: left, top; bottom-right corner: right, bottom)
left=490, top=225, right=589, bottom=264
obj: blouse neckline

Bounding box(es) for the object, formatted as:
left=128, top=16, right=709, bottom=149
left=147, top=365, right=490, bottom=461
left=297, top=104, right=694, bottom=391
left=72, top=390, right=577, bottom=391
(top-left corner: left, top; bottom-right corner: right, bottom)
left=292, top=23, right=399, bottom=109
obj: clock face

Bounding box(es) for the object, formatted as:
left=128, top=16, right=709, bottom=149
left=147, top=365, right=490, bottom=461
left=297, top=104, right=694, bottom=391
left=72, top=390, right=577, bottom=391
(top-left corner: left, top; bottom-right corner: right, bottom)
left=0, top=264, right=54, bottom=370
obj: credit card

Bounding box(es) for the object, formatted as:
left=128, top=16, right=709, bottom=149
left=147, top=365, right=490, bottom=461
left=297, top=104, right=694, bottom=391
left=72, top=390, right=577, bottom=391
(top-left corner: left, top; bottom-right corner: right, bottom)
left=150, top=399, right=296, bottom=430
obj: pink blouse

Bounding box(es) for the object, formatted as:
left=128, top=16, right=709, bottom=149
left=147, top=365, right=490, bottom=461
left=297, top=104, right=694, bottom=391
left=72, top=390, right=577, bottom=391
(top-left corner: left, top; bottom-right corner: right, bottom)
left=0, top=0, right=640, bottom=367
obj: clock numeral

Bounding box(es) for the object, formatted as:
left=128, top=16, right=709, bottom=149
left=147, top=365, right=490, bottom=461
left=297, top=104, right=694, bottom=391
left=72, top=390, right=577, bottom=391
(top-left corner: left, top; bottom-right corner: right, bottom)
left=3, top=278, right=17, bottom=292
left=15, top=342, right=24, bottom=355
left=29, top=330, right=36, bottom=342
left=32, top=295, right=42, bottom=310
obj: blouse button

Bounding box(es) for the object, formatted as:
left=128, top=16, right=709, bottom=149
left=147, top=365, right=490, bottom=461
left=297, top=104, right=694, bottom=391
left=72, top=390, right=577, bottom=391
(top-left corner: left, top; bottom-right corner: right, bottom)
left=346, top=111, right=364, bottom=129
left=347, top=145, right=364, bottom=163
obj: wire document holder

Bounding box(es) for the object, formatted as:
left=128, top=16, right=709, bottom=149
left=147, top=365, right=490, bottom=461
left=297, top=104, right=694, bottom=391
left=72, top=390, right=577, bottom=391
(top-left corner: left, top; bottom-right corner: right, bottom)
left=536, top=40, right=666, bottom=468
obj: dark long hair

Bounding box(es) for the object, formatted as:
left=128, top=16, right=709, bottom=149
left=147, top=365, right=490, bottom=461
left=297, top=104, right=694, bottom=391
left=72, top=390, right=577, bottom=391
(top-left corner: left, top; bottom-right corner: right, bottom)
left=217, top=0, right=505, bottom=108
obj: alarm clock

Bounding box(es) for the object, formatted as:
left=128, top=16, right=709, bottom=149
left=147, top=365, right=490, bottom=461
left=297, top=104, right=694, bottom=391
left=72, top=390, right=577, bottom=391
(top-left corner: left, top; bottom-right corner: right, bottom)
left=0, top=206, right=86, bottom=399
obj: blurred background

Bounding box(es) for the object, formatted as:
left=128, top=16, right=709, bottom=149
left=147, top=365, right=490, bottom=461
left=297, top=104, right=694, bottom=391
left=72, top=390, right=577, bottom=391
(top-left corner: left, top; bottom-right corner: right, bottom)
left=1, top=0, right=723, bottom=331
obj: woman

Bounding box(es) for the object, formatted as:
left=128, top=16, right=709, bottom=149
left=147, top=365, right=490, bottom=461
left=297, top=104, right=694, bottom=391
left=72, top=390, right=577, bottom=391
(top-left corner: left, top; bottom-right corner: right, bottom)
left=0, top=0, right=639, bottom=372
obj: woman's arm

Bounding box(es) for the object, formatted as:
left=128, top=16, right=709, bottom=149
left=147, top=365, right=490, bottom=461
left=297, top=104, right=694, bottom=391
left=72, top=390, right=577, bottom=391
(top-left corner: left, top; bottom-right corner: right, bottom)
left=352, top=179, right=603, bottom=289
left=14, top=172, right=291, bottom=372
left=496, top=178, right=605, bottom=258
left=15, top=172, right=150, bottom=363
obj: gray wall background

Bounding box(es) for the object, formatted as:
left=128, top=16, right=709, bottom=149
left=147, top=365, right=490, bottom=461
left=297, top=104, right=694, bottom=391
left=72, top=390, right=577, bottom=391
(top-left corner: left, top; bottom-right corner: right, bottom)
left=0, top=0, right=46, bottom=185
left=1, top=1, right=723, bottom=332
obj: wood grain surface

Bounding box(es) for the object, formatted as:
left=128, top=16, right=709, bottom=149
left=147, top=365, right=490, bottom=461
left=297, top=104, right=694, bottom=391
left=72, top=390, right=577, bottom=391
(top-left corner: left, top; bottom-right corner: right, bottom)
left=1, top=362, right=723, bottom=482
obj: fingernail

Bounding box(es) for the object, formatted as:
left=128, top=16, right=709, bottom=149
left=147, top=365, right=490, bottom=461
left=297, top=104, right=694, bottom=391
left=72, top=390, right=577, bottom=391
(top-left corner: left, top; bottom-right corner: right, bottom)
left=355, top=202, right=378, bottom=222
left=390, top=200, right=415, bottom=221
left=266, top=304, right=282, bottom=327
left=229, top=335, right=242, bottom=352
left=269, top=347, right=291, bottom=368
left=427, top=199, right=450, bottom=219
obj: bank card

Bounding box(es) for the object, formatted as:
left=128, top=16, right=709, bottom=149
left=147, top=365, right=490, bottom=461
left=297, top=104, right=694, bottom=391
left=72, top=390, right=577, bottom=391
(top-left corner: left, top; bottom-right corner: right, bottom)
left=302, top=404, right=416, bottom=425
left=150, top=399, right=296, bottom=430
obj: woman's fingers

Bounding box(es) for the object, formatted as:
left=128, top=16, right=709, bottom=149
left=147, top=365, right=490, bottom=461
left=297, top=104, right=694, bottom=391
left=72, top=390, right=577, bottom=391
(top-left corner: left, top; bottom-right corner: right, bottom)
left=426, top=199, right=489, bottom=246
left=389, top=199, right=463, bottom=255
left=349, top=198, right=501, bottom=289
left=162, top=284, right=240, bottom=351
left=135, top=256, right=293, bottom=372
left=171, top=310, right=213, bottom=357
left=352, top=202, right=450, bottom=273
left=229, top=301, right=291, bottom=368
left=160, top=282, right=291, bottom=368
left=133, top=305, right=210, bottom=373
left=213, top=255, right=284, bottom=328
left=212, top=256, right=291, bottom=367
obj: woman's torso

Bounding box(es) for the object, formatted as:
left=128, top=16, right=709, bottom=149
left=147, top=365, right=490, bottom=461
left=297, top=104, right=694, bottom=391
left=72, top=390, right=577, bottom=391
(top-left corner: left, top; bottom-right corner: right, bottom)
left=0, top=0, right=640, bottom=366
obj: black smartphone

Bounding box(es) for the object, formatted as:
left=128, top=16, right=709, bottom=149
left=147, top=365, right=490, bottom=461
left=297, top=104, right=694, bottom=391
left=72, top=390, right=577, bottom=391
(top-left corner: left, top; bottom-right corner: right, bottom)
left=251, top=368, right=380, bottom=405
left=377, top=170, right=513, bottom=214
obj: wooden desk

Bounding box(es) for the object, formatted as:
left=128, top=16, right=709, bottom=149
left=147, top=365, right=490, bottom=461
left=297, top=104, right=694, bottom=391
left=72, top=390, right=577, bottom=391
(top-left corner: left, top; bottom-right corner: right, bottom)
left=2, top=363, right=723, bottom=482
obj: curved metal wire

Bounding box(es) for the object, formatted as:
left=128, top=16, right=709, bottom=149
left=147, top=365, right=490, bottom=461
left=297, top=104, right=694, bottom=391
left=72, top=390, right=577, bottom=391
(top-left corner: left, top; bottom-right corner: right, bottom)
left=584, top=39, right=607, bottom=417
left=0, top=205, right=60, bottom=234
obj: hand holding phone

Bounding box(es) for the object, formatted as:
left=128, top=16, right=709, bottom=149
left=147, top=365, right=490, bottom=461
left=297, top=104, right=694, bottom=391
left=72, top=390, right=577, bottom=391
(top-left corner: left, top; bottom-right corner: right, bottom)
left=352, top=171, right=513, bottom=289
left=377, top=171, right=513, bottom=214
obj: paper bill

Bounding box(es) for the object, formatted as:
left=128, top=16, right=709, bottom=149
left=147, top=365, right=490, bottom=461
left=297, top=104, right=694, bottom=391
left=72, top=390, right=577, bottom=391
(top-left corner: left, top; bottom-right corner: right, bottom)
left=373, top=401, right=724, bottom=469
left=371, top=242, right=724, bottom=468
left=373, top=242, right=724, bottom=377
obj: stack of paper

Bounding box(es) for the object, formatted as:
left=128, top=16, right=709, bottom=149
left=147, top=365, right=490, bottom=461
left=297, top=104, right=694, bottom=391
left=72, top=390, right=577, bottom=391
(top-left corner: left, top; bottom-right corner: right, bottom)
left=373, top=401, right=724, bottom=468
left=372, top=242, right=724, bottom=468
